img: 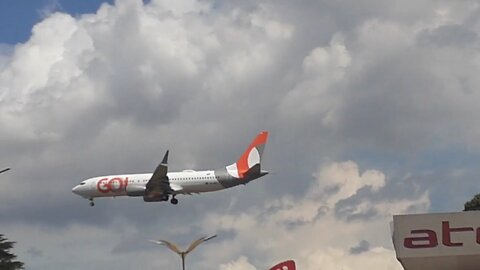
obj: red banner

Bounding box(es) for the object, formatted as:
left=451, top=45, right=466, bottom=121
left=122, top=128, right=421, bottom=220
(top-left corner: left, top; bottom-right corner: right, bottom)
left=269, top=260, right=296, bottom=270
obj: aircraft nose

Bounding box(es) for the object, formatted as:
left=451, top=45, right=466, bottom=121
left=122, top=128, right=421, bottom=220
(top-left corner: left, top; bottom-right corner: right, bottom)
left=72, top=184, right=86, bottom=197
left=72, top=185, right=80, bottom=195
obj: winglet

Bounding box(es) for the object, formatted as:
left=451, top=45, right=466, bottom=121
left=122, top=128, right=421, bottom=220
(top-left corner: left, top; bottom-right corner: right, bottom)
left=162, top=150, right=169, bottom=165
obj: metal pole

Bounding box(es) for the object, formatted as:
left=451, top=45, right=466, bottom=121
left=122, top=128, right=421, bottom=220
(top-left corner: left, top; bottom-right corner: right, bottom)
left=149, top=235, right=216, bottom=270
left=181, top=253, right=186, bottom=270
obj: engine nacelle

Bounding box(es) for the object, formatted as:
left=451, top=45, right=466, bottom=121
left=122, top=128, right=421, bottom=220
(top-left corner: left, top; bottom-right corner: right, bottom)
left=126, top=185, right=146, bottom=197
left=143, top=194, right=169, bottom=202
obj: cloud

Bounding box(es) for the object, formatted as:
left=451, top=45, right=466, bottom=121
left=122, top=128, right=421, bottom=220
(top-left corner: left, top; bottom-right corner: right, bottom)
left=219, top=256, right=257, bottom=270
left=26, top=247, right=43, bottom=258
left=350, top=240, right=371, bottom=255
left=0, top=0, right=479, bottom=269
left=199, top=161, right=429, bottom=270
left=38, top=0, right=63, bottom=19
left=417, top=24, right=478, bottom=47
left=278, top=35, right=351, bottom=126
left=0, top=43, right=13, bottom=70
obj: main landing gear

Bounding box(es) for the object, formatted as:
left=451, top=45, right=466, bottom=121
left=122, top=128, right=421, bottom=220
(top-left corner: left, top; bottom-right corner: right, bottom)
left=170, top=196, right=178, bottom=205
left=89, top=198, right=95, bottom=207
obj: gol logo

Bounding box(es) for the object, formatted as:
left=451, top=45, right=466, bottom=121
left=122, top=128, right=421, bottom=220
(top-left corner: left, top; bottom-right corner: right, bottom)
left=97, top=177, right=129, bottom=193
left=269, top=260, right=296, bottom=270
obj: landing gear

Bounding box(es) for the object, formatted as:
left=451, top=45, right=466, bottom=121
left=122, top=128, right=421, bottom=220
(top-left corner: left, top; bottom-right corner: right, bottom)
left=89, top=198, right=95, bottom=207
left=170, top=196, right=178, bottom=205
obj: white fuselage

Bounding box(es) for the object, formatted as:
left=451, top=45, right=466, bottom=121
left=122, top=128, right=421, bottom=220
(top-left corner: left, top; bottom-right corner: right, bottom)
left=73, top=170, right=228, bottom=199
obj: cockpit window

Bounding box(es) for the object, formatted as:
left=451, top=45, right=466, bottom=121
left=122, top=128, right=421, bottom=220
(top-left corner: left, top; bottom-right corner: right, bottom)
left=80, top=182, right=86, bottom=185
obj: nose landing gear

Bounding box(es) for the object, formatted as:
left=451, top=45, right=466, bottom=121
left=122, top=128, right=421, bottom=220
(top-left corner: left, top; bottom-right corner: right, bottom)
left=170, top=196, right=178, bottom=205
left=89, top=198, right=95, bottom=207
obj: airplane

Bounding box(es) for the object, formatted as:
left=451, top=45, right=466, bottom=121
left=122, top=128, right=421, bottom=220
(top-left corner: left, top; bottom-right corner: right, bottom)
left=72, top=131, right=269, bottom=206
left=0, top=168, right=10, bottom=174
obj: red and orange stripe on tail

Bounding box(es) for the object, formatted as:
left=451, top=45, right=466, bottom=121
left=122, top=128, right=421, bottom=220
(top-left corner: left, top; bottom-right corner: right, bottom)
left=226, top=131, right=269, bottom=179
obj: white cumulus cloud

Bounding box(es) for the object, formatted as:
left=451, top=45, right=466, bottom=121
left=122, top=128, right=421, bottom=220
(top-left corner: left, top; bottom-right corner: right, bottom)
left=200, top=161, right=429, bottom=270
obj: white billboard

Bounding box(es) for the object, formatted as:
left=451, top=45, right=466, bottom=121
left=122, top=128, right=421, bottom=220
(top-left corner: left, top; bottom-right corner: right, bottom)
left=392, top=212, right=480, bottom=270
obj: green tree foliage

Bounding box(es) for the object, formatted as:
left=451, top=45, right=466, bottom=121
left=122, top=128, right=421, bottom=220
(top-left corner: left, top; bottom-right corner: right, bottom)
left=0, top=234, right=24, bottom=270
left=464, top=194, right=480, bottom=211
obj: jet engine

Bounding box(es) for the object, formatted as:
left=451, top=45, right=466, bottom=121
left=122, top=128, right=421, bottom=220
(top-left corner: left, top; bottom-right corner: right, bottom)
left=126, top=185, right=146, bottom=197
left=143, top=194, right=169, bottom=202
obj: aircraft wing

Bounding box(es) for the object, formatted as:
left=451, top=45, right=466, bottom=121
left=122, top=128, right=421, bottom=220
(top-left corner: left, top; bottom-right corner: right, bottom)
left=145, top=151, right=172, bottom=195
left=0, top=168, right=10, bottom=174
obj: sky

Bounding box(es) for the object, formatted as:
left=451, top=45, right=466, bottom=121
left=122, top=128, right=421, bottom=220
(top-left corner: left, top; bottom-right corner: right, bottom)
left=1, top=0, right=480, bottom=269
left=0, top=0, right=114, bottom=44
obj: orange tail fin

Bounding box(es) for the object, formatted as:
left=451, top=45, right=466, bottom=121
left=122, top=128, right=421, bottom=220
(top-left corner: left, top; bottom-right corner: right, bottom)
left=226, top=131, right=269, bottom=179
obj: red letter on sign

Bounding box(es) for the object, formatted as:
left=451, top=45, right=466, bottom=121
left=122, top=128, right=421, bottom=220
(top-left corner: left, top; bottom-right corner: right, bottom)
left=477, top=227, right=480, bottom=245
left=442, top=221, right=474, bottom=247
left=404, top=230, right=438, bottom=248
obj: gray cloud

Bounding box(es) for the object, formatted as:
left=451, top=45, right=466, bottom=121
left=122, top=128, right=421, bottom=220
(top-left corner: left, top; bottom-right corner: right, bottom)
left=1, top=0, right=480, bottom=269
left=350, top=240, right=371, bottom=255
left=335, top=186, right=380, bottom=222
left=26, top=247, right=43, bottom=258
left=418, top=24, right=478, bottom=48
